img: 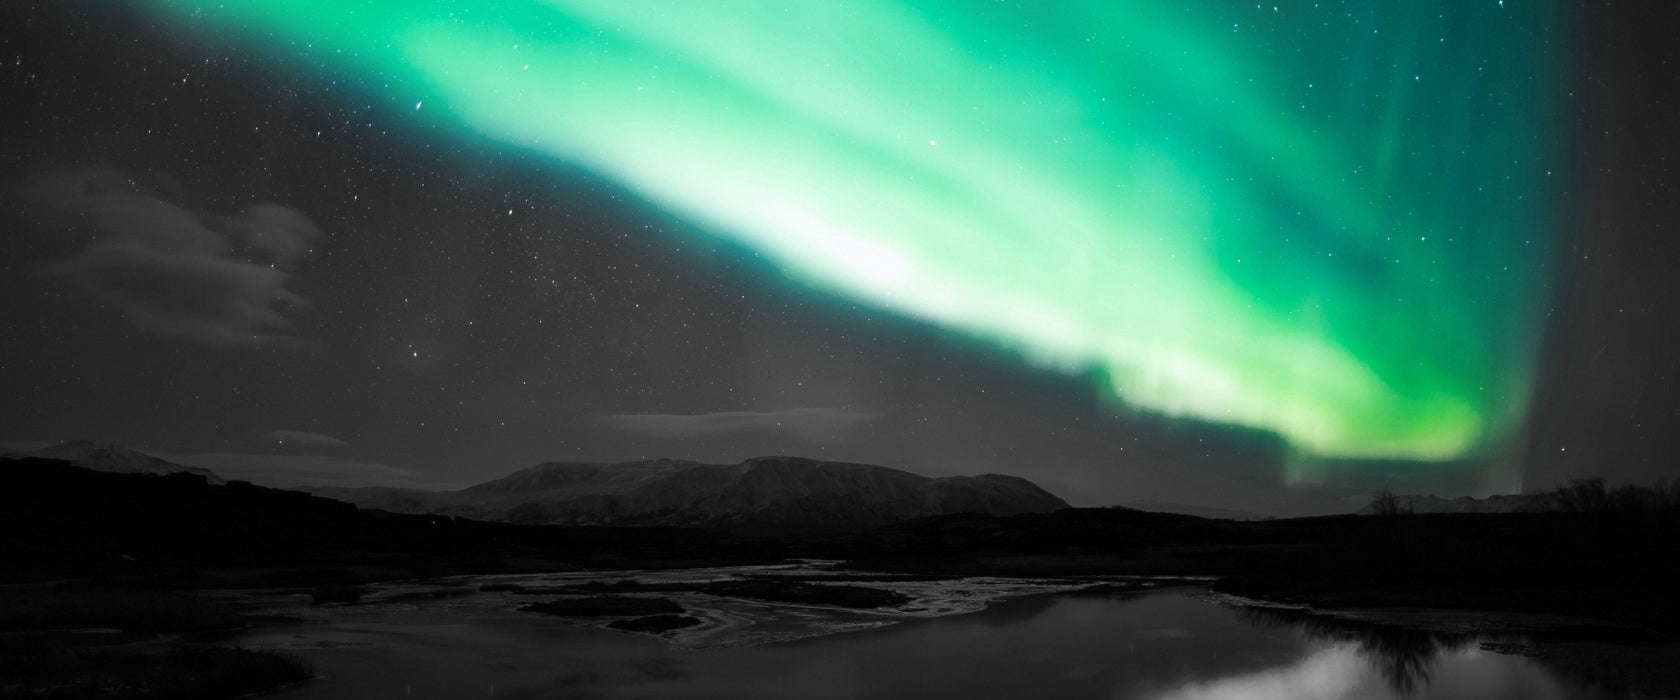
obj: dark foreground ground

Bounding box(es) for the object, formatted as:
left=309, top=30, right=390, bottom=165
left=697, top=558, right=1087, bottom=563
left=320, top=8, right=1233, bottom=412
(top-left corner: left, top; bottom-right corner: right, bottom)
left=3, top=458, right=1678, bottom=698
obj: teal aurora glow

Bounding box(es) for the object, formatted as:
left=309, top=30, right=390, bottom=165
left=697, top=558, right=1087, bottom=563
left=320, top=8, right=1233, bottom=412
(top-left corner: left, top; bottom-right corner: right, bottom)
left=148, top=0, right=1568, bottom=462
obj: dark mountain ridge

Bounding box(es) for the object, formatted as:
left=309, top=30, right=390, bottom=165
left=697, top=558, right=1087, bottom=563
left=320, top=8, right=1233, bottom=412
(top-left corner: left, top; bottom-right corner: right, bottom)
left=1355, top=492, right=1559, bottom=515
left=5, top=439, right=223, bottom=483
left=310, top=455, right=1068, bottom=534
left=0, top=457, right=763, bottom=585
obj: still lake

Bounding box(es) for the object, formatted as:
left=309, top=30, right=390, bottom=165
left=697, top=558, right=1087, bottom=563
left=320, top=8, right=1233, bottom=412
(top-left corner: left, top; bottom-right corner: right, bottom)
left=225, top=566, right=1615, bottom=699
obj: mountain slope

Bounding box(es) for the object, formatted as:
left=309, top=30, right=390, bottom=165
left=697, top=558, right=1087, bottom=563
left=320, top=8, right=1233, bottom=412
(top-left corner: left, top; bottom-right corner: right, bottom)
left=1355, top=492, right=1558, bottom=515
left=0, top=457, right=759, bottom=581
left=310, top=456, right=1067, bottom=534
left=1125, top=499, right=1271, bottom=521
left=6, top=440, right=223, bottom=484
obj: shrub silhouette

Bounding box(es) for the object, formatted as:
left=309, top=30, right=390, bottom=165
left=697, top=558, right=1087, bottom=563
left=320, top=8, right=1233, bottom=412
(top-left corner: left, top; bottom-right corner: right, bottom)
left=1556, top=477, right=1609, bottom=513
left=1368, top=489, right=1412, bottom=516
left=1554, top=477, right=1679, bottom=514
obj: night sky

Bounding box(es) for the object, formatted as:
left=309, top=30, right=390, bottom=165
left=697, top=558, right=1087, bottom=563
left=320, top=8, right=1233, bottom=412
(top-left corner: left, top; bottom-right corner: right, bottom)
left=2, top=1, right=1675, bottom=515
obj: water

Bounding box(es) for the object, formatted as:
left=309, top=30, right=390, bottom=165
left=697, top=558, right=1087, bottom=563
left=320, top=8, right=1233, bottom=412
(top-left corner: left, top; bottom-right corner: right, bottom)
left=226, top=568, right=1617, bottom=699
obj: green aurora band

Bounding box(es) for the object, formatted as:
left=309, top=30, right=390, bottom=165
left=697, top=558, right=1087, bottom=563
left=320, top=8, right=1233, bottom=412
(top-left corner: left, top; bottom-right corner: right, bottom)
left=147, top=0, right=1566, bottom=462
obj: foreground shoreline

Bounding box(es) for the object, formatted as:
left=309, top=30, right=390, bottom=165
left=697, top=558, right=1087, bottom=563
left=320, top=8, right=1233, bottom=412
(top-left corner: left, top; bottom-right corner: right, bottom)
left=6, top=559, right=1679, bottom=698
left=225, top=564, right=1678, bottom=698
left=5, top=460, right=1678, bottom=697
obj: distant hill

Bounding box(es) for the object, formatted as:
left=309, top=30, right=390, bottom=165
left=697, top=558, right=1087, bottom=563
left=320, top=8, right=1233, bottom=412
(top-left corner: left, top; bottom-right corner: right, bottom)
left=1124, top=500, right=1270, bottom=521
left=4, top=440, right=223, bottom=484
left=1356, top=492, right=1558, bottom=515
left=309, top=456, right=1068, bottom=534
left=0, top=457, right=761, bottom=583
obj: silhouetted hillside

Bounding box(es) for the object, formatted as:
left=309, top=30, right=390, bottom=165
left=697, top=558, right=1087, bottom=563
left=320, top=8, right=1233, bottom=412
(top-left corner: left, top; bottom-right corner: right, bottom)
left=1355, top=492, right=1557, bottom=515
left=9, top=457, right=1680, bottom=637
left=0, top=458, right=767, bottom=586
left=1125, top=499, right=1270, bottom=520
left=309, top=456, right=1068, bottom=534
left=7, top=440, right=223, bottom=483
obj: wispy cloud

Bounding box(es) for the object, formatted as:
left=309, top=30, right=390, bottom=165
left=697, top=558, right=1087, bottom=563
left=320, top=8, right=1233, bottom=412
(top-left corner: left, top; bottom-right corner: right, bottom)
left=599, top=408, right=876, bottom=443
left=22, top=167, right=323, bottom=346
left=264, top=429, right=348, bottom=449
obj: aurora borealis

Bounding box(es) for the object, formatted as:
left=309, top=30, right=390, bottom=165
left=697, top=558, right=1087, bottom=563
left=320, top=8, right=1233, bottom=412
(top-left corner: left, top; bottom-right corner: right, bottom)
left=138, top=0, right=1565, bottom=462
left=21, top=0, right=1672, bottom=518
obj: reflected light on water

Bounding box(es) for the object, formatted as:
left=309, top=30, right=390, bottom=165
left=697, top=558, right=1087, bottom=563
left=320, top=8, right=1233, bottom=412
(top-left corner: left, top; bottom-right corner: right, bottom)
left=1144, top=642, right=1601, bottom=700
left=1147, top=644, right=1365, bottom=700
left=226, top=569, right=1623, bottom=700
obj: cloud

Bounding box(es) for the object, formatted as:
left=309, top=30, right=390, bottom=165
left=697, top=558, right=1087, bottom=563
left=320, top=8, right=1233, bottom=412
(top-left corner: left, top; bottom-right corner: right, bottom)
left=166, top=452, right=455, bottom=490
left=599, top=408, right=877, bottom=443
left=23, top=167, right=323, bottom=346
left=264, top=429, right=348, bottom=449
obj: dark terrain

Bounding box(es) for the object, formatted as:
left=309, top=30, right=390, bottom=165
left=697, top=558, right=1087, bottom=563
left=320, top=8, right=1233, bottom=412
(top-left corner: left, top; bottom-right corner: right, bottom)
left=3, top=457, right=1678, bottom=697
left=307, top=455, right=1069, bottom=534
